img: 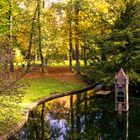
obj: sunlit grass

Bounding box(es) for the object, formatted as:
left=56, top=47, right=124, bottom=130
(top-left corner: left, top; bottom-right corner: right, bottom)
left=0, top=107, right=23, bottom=135
left=16, top=60, right=85, bottom=67
left=21, top=78, right=84, bottom=107
left=48, top=60, right=85, bottom=66
left=0, top=77, right=85, bottom=136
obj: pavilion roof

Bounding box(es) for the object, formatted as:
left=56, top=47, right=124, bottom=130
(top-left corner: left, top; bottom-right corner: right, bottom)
left=115, top=68, right=128, bottom=84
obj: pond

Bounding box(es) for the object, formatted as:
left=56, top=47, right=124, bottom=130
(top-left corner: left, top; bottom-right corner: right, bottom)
left=9, top=92, right=140, bottom=140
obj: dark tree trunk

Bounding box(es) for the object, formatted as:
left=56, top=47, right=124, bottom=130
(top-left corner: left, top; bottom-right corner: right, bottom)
left=69, top=0, right=73, bottom=72
left=74, top=1, right=80, bottom=73
left=8, top=0, right=14, bottom=72
left=26, top=7, right=38, bottom=72
left=83, top=33, right=88, bottom=67
left=37, top=0, right=44, bottom=73
left=83, top=45, right=87, bottom=67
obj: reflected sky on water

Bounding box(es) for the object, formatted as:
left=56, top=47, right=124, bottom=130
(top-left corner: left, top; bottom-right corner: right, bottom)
left=9, top=93, right=140, bottom=140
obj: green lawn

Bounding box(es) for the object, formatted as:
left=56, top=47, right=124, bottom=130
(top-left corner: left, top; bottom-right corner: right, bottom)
left=22, top=78, right=84, bottom=107
left=16, top=60, right=86, bottom=67
left=0, top=77, right=85, bottom=136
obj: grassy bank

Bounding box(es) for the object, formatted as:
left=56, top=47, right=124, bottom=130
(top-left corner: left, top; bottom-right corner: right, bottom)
left=0, top=77, right=85, bottom=136
left=22, top=78, right=85, bottom=107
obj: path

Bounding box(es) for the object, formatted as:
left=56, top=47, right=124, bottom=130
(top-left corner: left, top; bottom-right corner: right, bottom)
left=24, top=66, right=83, bottom=84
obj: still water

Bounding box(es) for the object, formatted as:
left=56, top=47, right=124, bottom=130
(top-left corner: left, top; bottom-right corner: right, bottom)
left=10, top=93, right=140, bottom=140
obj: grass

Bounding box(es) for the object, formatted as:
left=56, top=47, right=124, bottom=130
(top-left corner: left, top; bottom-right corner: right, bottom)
left=0, top=77, right=85, bottom=136
left=21, top=78, right=84, bottom=107
left=16, top=60, right=86, bottom=67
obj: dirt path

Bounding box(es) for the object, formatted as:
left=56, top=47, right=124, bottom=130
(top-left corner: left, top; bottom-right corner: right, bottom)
left=24, top=66, right=83, bottom=84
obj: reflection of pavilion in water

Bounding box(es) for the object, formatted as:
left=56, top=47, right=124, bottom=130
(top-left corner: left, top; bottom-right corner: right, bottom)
left=10, top=93, right=131, bottom=140
left=43, top=68, right=130, bottom=140
left=117, top=112, right=129, bottom=140
left=69, top=93, right=130, bottom=140
left=9, top=71, right=132, bottom=140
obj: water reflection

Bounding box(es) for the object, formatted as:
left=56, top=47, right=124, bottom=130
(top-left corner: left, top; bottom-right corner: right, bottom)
left=45, top=112, right=69, bottom=140
left=9, top=93, right=140, bottom=140
left=116, top=112, right=129, bottom=140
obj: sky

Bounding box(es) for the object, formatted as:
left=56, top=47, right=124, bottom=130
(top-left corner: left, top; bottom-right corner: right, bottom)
left=50, top=0, right=61, bottom=2
left=19, top=0, right=64, bottom=9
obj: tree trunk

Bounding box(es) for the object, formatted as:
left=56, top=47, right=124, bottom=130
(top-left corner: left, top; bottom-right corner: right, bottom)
left=83, top=45, right=87, bottom=67
left=37, top=0, right=44, bottom=73
left=33, top=48, right=38, bottom=65
left=74, top=0, right=80, bottom=73
left=8, top=0, right=14, bottom=72
left=26, top=7, right=38, bottom=72
left=69, top=0, right=73, bottom=72
left=83, top=36, right=87, bottom=67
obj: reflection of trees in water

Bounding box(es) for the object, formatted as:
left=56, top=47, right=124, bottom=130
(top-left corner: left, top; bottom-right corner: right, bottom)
left=25, top=108, right=52, bottom=140
left=10, top=93, right=140, bottom=140
left=129, top=102, right=140, bottom=140
left=45, top=100, right=70, bottom=139
left=71, top=94, right=122, bottom=140
left=46, top=100, right=70, bottom=120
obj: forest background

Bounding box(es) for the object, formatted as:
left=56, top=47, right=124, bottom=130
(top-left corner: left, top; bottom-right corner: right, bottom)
left=0, top=0, right=140, bottom=85
left=0, top=0, right=140, bottom=137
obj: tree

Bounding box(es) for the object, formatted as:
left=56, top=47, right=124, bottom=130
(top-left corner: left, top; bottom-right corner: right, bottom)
left=26, top=6, right=38, bottom=72
left=0, top=0, right=17, bottom=71
left=0, top=42, right=25, bottom=107
left=93, top=0, right=140, bottom=85
left=74, top=0, right=80, bottom=73
left=67, top=0, right=73, bottom=71
left=8, top=0, right=14, bottom=72
left=37, top=0, right=45, bottom=73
